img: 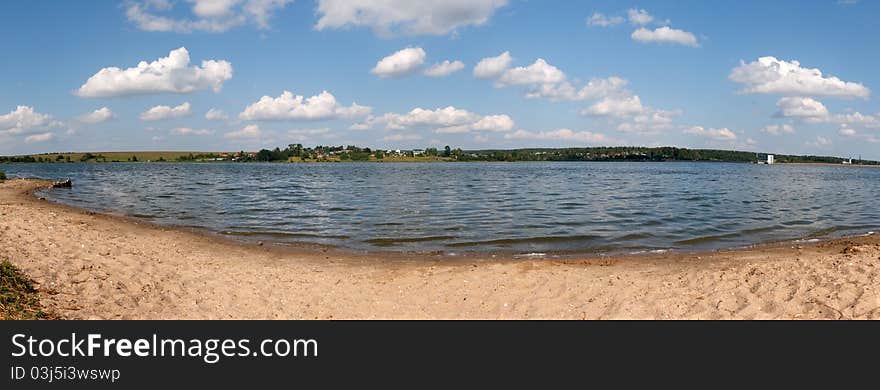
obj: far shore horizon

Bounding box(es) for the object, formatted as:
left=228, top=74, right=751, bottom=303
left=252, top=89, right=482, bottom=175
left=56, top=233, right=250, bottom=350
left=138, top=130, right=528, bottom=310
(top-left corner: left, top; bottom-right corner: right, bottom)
left=3, top=145, right=878, bottom=165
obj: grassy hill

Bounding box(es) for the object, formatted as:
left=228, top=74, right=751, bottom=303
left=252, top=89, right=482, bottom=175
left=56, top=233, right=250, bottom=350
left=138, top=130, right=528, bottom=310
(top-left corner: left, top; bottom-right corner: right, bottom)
left=26, top=151, right=211, bottom=162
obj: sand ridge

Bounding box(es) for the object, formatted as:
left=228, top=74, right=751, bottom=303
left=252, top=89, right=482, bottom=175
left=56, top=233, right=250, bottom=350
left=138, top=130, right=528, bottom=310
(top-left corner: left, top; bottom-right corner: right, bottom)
left=1, top=178, right=878, bottom=319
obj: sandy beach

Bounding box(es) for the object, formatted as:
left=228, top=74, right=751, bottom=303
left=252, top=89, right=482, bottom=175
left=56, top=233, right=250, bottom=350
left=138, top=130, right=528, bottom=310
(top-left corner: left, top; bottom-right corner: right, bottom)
left=1, top=178, right=878, bottom=319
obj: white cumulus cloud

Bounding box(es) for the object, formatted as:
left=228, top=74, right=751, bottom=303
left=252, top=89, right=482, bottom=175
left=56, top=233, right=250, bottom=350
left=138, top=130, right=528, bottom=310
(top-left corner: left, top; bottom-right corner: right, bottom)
left=469, top=115, right=515, bottom=132
left=171, top=127, right=214, bottom=136
left=583, top=95, right=680, bottom=136
left=587, top=12, right=623, bottom=27
left=240, top=91, right=371, bottom=121
left=225, top=124, right=263, bottom=139
left=436, top=114, right=515, bottom=134
left=504, top=128, right=613, bottom=144
left=496, top=59, right=566, bottom=87
left=760, top=124, right=796, bottom=135
left=729, top=56, right=870, bottom=99
left=807, top=136, right=832, bottom=147
left=362, top=106, right=479, bottom=130
left=315, top=0, right=508, bottom=36
left=473, top=52, right=680, bottom=134
left=475, top=52, right=630, bottom=102
left=140, top=102, right=192, bottom=121
left=616, top=109, right=681, bottom=135
left=838, top=125, right=858, bottom=137
left=288, top=128, right=332, bottom=136
left=354, top=106, right=514, bottom=134
left=382, top=133, right=422, bottom=142
left=832, top=111, right=880, bottom=129
left=473, top=51, right=513, bottom=80
left=371, top=47, right=426, bottom=78
left=525, top=77, right=630, bottom=101
left=78, top=107, right=115, bottom=124
left=76, top=47, right=233, bottom=98
left=24, top=132, right=55, bottom=143
left=205, top=108, right=229, bottom=121
left=627, top=8, right=654, bottom=25
left=589, top=9, right=700, bottom=48
left=632, top=26, right=699, bottom=47
left=424, top=60, right=465, bottom=77
left=775, top=97, right=829, bottom=122
left=126, top=0, right=293, bottom=33
left=583, top=95, right=645, bottom=117
left=684, top=126, right=738, bottom=141
left=0, top=106, right=54, bottom=135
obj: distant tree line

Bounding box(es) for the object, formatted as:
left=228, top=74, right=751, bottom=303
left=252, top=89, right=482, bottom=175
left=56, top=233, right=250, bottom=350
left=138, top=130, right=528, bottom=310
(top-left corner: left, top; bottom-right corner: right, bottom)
left=175, top=153, right=222, bottom=162
left=2, top=145, right=878, bottom=165
left=457, top=147, right=879, bottom=165
left=230, top=144, right=378, bottom=162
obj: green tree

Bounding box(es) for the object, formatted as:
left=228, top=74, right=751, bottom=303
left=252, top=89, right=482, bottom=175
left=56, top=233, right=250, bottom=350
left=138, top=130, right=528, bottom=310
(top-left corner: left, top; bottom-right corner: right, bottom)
left=256, top=149, right=273, bottom=161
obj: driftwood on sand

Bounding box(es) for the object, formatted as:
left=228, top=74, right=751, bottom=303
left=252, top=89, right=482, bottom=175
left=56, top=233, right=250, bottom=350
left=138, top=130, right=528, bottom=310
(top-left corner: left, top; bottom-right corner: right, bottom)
left=52, top=179, right=72, bottom=188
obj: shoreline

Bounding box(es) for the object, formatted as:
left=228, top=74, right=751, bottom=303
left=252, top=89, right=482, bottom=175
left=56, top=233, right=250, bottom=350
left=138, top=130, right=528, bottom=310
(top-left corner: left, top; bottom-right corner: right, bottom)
left=22, top=172, right=878, bottom=260
left=2, top=178, right=878, bottom=319
left=776, top=162, right=880, bottom=168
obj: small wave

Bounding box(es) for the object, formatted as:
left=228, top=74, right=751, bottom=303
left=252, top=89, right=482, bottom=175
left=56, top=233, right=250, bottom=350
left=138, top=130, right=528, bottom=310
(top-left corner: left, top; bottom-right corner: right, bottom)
left=675, top=233, right=736, bottom=245
left=616, top=232, right=657, bottom=241
left=446, top=234, right=601, bottom=248
left=513, top=252, right=547, bottom=259
left=373, top=222, right=404, bottom=226
left=363, top=236, right=457, bottom=247
left=805, top=225, right=878, bottom=239
left=328, top=207, right=358, bottom=212
left=805, top=227, right=839, bottom=238
left=675, top=225, right=783, bottom=246
left=782, top=220, right=813, bottom=227
left=629, top=249, right=670, bottom=255
left=222, top=231, right=349, bottom=240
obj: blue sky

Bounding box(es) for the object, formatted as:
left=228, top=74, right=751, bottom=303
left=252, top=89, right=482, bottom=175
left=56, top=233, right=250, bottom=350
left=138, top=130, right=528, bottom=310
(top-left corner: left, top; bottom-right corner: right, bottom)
left=1, top=0, right=879, bottom=159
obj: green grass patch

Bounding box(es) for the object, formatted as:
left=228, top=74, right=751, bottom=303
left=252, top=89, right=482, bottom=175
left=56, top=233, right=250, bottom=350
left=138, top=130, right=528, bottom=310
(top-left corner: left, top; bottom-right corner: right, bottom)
left=27, top=151, right=211, bottom=163
left=0, top=170, right=6, bottom=182
left=378, top=156, right=454, bottom=163
left=1, top=260, right=58, bottom=320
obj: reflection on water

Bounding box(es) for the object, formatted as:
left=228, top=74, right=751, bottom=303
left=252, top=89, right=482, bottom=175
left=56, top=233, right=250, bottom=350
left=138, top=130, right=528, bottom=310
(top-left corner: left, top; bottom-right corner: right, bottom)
left=4, top=162, right=879, bottom=255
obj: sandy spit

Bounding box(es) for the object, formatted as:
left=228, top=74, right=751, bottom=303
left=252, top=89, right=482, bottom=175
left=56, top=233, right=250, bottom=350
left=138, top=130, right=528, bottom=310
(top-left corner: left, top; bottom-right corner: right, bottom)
left=1, top=178, right=878, bottom=319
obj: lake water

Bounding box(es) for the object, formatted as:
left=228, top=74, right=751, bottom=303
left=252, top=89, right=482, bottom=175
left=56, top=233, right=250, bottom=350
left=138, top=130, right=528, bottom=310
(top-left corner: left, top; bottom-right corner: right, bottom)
left=4, top=162, right=879, bottom=256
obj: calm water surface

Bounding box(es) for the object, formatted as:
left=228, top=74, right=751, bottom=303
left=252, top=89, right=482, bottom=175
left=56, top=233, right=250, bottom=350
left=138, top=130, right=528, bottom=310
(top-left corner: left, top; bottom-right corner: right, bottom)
left=4, top=162, right=879, bottom=255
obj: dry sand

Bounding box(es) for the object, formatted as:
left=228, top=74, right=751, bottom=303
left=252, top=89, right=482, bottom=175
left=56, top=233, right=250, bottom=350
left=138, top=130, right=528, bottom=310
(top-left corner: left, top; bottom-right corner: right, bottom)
left=1, top=178, right=878, bottom=319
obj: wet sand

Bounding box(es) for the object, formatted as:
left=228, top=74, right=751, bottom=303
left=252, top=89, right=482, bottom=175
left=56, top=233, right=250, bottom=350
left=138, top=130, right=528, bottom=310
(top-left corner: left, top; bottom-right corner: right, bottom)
left=1, top=178, right=878, bottom=319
